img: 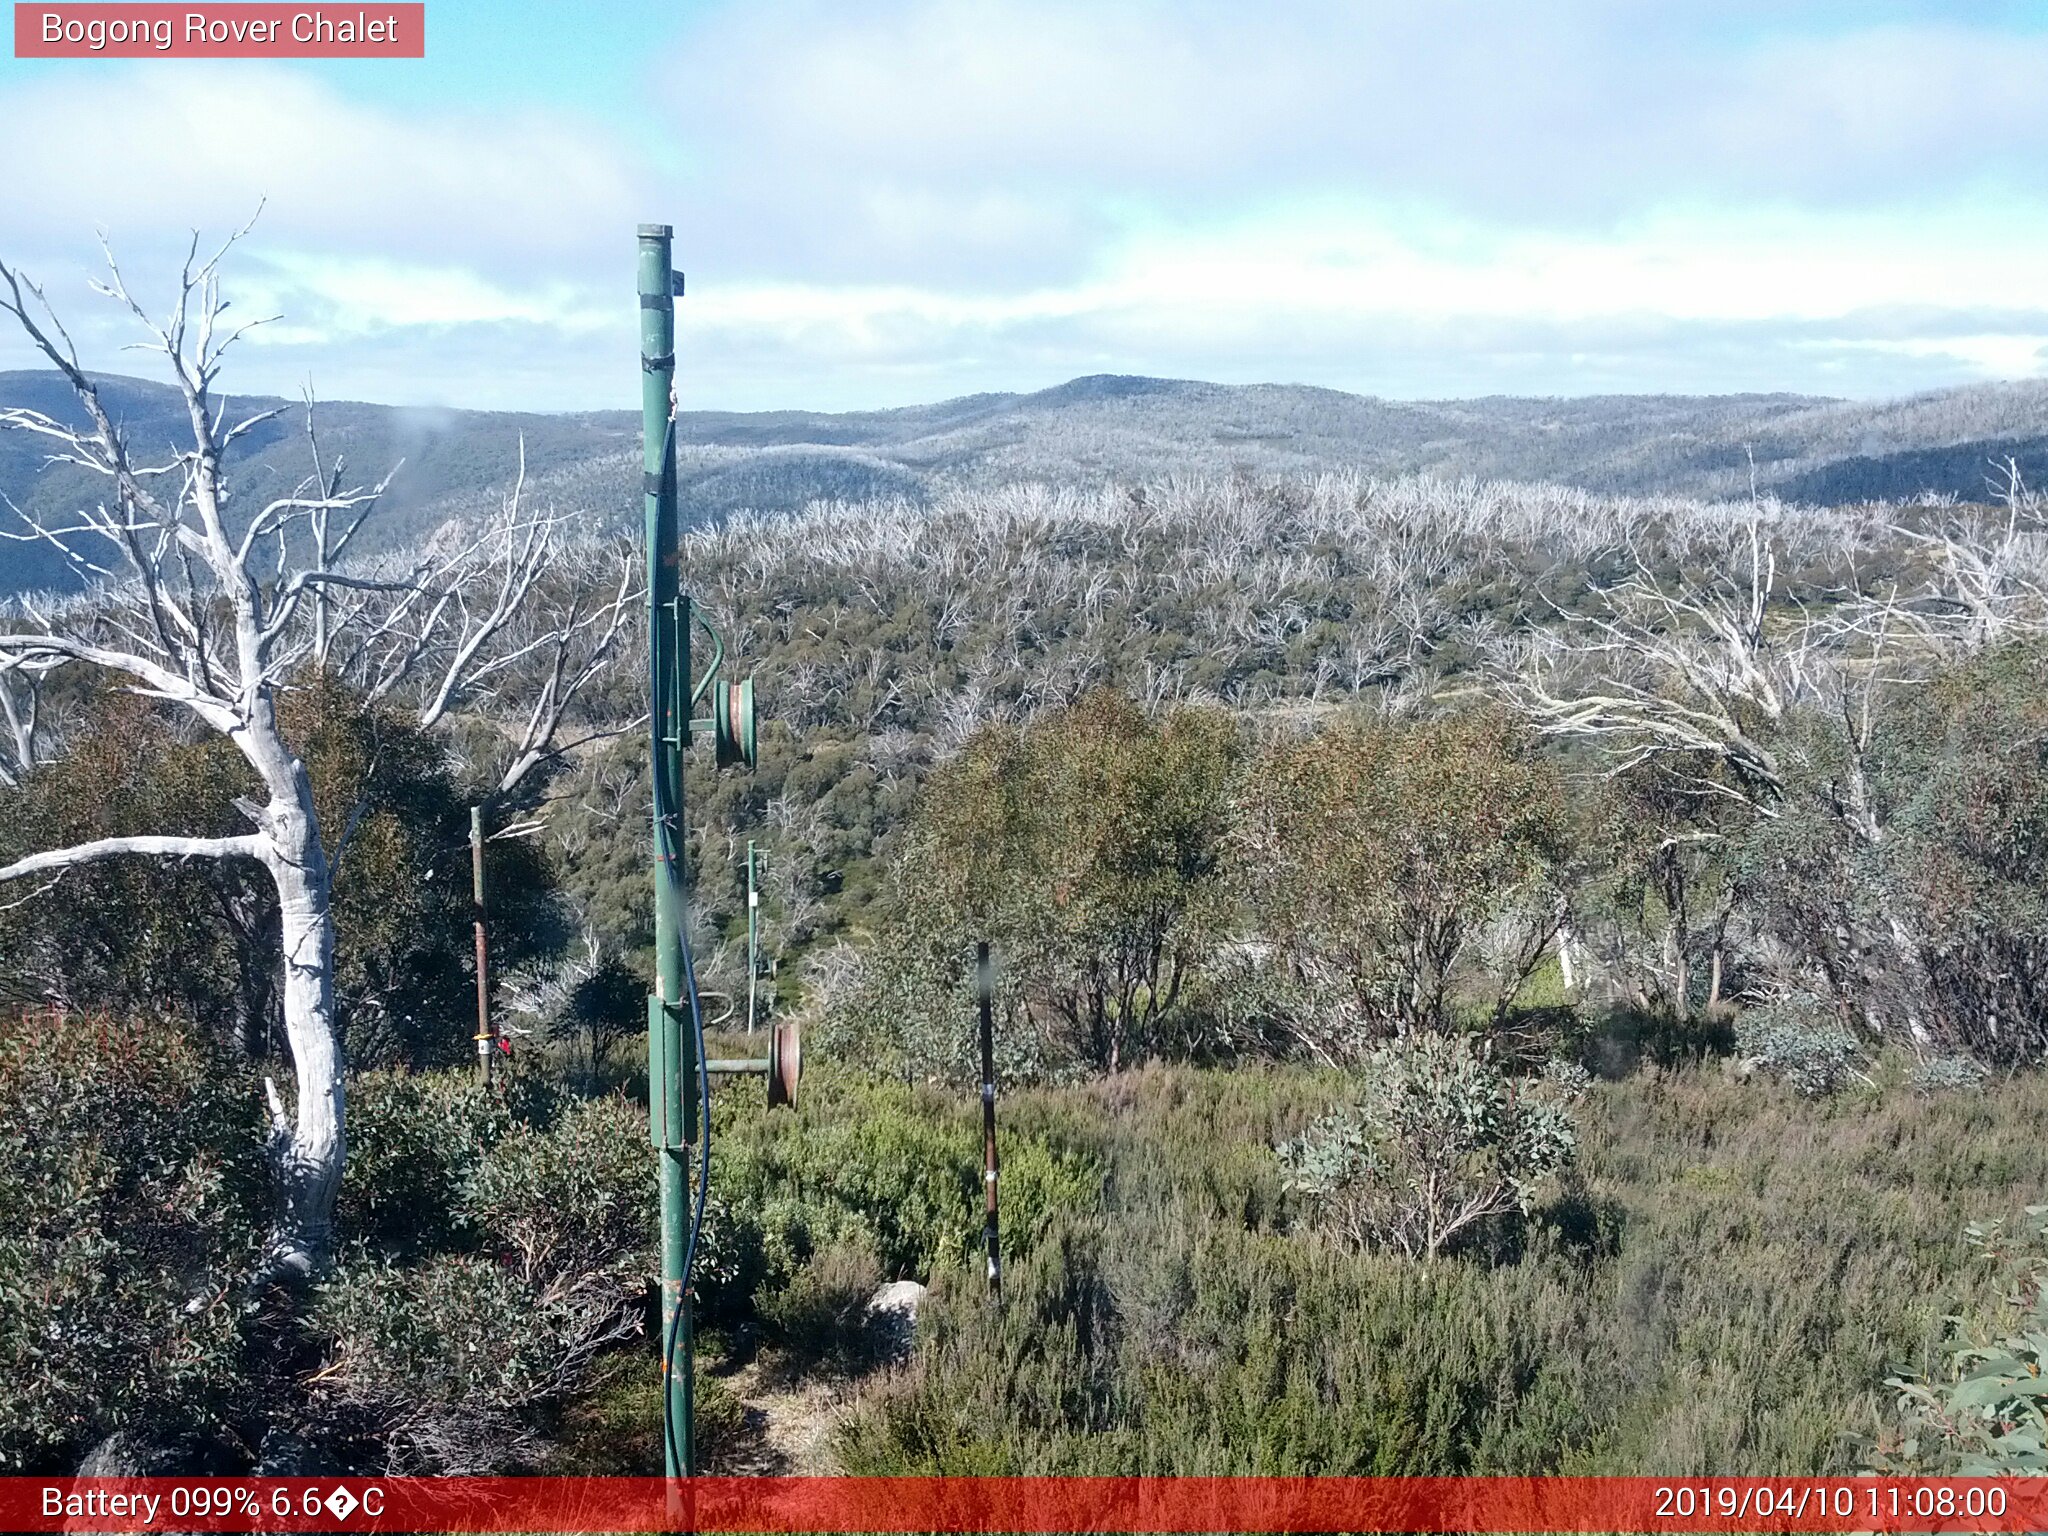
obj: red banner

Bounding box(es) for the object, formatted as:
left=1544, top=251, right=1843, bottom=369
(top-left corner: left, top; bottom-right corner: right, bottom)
left=13, top=4, right=423, bottom=57
left=2, top=1476, right=2043, bottom=1533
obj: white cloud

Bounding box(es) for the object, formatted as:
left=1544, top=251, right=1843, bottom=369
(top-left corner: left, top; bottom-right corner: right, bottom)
left=0, top=64, right=636, bottom=270
left=8, top=5, right=2048, bottom=409
left=678, top=199, right=2048, bottom=375
left=235, top=253, right=616, bottom=340
left=0, top=62, right=641, bottom=389
left=1836, top=334, right=2048, bottom=381
left=664, top=0, right=2048, bottom=282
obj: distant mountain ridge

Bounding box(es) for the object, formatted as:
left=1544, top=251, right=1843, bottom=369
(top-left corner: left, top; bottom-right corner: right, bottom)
left=3, top=369, right=2046, bottom=595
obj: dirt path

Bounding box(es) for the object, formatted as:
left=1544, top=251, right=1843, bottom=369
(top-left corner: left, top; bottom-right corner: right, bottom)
left=708, top=1359, right=862, bottom=1474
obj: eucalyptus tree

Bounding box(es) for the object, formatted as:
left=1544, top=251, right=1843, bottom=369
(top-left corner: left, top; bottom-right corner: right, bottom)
left=1502, top=504, right=2048, bottom=1051
left=0, top=229, right=636, bottom=1280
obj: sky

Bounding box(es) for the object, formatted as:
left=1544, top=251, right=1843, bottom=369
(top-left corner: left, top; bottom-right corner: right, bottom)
left=5, top=0, right=2048, bottom=412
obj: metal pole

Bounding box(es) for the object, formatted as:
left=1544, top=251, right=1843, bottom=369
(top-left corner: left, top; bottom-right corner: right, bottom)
left=470, top=804, right=492, bottom=1082
left=977, top=940, right=1001, bottom=1302
left=640, top=223, right=696, bottom=1480
left=746, top=839, right=758, bottom=1036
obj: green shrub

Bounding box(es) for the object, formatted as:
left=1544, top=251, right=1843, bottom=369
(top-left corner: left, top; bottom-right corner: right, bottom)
left=1878, top=642, right=2048, bottom=1065
left=684, top=1189, right=771, bottom=1320
left=1279, top=1034, right=1578, bottom=1259
left=338, top=1065, right=565, bottom=1250
left=840, top=1202, right=1604, bottom=1476
left=1877, top=1207, right=2048, bottom=1473
left=1736, top=996, right=1863, bottom=1097
left=759, top=1240, right=886, bottom=1368
left=747, top=1090, right=972, bottom=1276
left=339, top=1070, right=504, bottom=1250
left=694, top=1367, right=750, bottom=1467
left=0, top=1011, right=265, bottom=1471
left=713, top=1067, right=1104, bottom=1286
left=307, top=1090, right=653, bottom=1473
left=841, top=1061, right=2048, bottom=1477
left=310, top=1252, right=634, bottom=1472
left=1909, top=1054, right=1990, bottom=1096
left=461, top=1097, right=654, bottom=1288
left=515, top=1337, right=749, bottom=1477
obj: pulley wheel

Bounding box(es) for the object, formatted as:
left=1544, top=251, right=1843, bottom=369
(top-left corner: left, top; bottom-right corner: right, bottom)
left=767, top=1017, right=801, bottom=1109
left=715, top=676, right=758, bottom=769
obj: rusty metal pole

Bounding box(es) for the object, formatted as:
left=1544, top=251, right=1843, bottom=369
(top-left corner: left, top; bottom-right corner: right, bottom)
left=977, top=940, right=1000, bottom=1302
left=471, top=804, right=492, bottom=1082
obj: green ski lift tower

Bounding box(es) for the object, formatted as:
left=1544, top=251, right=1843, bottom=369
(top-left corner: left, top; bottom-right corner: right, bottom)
left=639, top=224, right=797, bottom=1479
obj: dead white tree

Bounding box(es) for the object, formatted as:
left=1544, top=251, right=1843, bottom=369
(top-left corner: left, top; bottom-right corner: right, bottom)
left=0, top=229, right=634, bottom=1281
left=312, top=447, right=641, bottom=802
left=1888, top=457, right=2048, bottom=653
left=0, top=654, right=58, bottom=785
left=1504, top=521, right=1807, bottom=816
left=1492, top=521, right=1818, bottom=1024
left=1496, top=509, right=2046, bottom=1043
left=451, top=531, right=639, bottom=802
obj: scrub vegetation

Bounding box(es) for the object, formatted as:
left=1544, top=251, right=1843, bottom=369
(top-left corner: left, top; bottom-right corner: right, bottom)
left=4, top=433, right=2048, bottom=1473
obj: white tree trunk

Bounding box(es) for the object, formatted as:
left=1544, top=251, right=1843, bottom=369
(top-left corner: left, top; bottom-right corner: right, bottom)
left=243, top=717, right=346, bottom=1281
left=265, top=806, right=344, bottom=1279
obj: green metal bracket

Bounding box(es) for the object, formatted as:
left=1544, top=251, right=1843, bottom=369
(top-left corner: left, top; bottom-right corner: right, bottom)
left=646, top=996, right=698, bottom=1149
left=687, top=613, right=757, bottom=768
left=689, top=615, right=724, bottom=710
left=647, top=996, right=668, bottom=1149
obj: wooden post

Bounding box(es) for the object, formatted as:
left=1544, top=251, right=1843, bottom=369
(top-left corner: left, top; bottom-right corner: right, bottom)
left=746, top=838, right=759, bottom=1036
left=471, top=804, right=492, bottom=1082
left=977, top=940, right=1000, bottom=1302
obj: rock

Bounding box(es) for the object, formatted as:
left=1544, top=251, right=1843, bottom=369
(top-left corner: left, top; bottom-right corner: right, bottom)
left=864, top=1280, right=927, bottom=1363
left=869, top=1278, right=927, bottom=1320
left=71, top=1434, right=177, bottom=1536
left=77, top=1431, right=157, bottom=1476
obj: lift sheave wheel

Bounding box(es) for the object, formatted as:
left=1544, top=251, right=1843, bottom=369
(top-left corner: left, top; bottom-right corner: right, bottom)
left=714, top=677, right=757, bottom=769
left=767, top=1017, right=801, bottom=1109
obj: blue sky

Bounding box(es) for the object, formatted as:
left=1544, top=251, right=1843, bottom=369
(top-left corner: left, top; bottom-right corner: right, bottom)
left=5, top=0, right=2048, bottom=411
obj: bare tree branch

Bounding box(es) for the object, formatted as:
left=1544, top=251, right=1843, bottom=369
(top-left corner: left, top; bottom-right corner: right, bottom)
left=0, top=832, right=266, bottom=883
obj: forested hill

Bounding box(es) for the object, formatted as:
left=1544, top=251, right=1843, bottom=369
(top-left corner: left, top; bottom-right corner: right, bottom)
left=4, top=367, right=2048, bottom=594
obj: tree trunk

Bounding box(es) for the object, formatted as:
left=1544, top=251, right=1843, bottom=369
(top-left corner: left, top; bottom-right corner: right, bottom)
left=256, top=771, right=345, bottom=1284
left=1655, top=912, right=1689, bottom=1020
left=1840, top=755, right=1933, bottom=1046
